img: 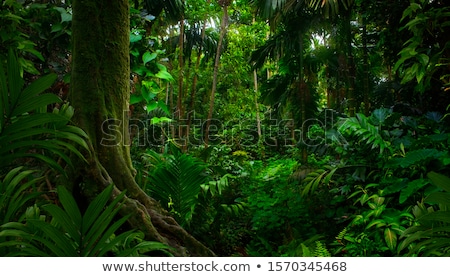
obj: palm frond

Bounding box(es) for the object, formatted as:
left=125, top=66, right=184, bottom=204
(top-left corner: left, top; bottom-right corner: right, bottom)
left=0, top=49, right=89, bottom=173
left=0, top=185, right=172, bottom=256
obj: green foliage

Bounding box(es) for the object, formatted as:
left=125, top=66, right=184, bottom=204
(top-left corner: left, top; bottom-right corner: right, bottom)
left=143, top=145, right=209, bottom=226
left=0, top=167, right=43, bottom=256
left=277, top=235, right=329, bottom=257
left=129, top=12, right=173, bottom=128
left=394, top=0, right=450, bottom=93
left=399, top=172, right=450, bottom=256
left=301, top=165, right=338, bottom=196
left=0, top=49, right=89, bottom=173
left=0, top=185, right=173, bottom=257
left=0, top=2, right=44, bottom=74
left=0, top=167, right=42, bottom=225
left=338, top=110, right=390, bottom=155
left=340, top=183, right=414, bottom=256
left=387, top=149, right=446, bottom=169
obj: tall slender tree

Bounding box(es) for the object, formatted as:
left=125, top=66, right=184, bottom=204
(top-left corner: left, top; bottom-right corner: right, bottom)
left=204, top=0, right=231, bottom=146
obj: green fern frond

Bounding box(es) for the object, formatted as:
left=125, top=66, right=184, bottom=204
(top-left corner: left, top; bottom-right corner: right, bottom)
left=336, top=227, right=348, bottom=242
left=146, top=150, right=209, bottom=226
left=313, top=241, right=331, bottom=257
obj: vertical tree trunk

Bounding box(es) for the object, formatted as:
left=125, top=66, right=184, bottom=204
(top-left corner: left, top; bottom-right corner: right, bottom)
left=362, top=18, right=370, bottom=116
left=69, top=0, right=214, bottom=257
left=205, top=3, right=229, bottom=146
left=186, top=0, right=211, bottom=146
left=252, top=16, right=262, bottom=141
left=343, top=8, right=356, bottom=117
left=177, top=13, right=185, bottom=140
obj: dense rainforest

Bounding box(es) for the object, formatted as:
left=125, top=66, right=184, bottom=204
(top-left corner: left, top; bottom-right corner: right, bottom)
left=0, top=0, right=449, bottom=257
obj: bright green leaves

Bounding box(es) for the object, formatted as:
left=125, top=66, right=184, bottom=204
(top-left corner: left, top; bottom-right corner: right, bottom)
left=142, top=51, right=157, bottom=65
left=338, top=110, right=390, bottom=155
left=428, top=171, right=450, bottom=192
left=130, top=28, right=174, bottom=122
left=301, top=165, right=338, bottom=196
left=384, top=228, right=397, bottom=253
left=0, top=167, right=42, bottom=227
left=51, top=6, right=72, bottom=36
left=347, top=184, right=413, bottom=255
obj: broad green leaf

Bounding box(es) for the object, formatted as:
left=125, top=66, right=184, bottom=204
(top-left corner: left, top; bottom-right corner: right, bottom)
left=130, top=33, right=142, bottom=43
left=150, top=117, right=172, bottom=125
left=425, top=192, right=450, bottom=206
left=366, top=219, right=386, bottom=229
left=21, top=73, right=57, bottom=101
left=384, top=228, right=397, bottom=252
left=7, top=49, right=24, bottom=108
left=82, top=185, right=115, bottom=235
left=43, top=204, right=80, bottom=243
left=51, top=23, right=63, bottom=33
left=155, top=70, right=174, bottom=81
left=417, top=54, right=429, bottom=66
left=54, top=7, right=72, bottom=23
left=157, top=101, right=170, bottom=115
left=13, top=93, right=61, bottom=116
left=419, top=211, right=450, bottom=224
left=130, top=94, right=144, bottom=105
left=27, top=219, right=78, bottom=256
left=142, top=52, right=157, bottom=65
left=428, top=171, right=450, bottom=192
left=146, top=101, right=158, bottom=111
left=399, top=178, right=430, bottom=204
left=55, top=186, right=83, bottom=230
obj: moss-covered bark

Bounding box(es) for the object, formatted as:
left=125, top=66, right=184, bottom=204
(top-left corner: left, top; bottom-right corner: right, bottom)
left=69, top=0, right=214, bottom=257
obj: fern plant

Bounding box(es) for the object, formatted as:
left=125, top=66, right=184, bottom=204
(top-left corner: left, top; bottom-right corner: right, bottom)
left=143, top=144, right=209, bottom=226
left=0, top=185, right=173, bottom=256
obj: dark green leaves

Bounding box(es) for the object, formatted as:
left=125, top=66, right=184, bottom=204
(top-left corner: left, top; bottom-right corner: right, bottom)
left=0, top=49, right=89, bottom=173
left=0, top=185, right=173, bottom=257
left=145, top=148, right=209, bottom=226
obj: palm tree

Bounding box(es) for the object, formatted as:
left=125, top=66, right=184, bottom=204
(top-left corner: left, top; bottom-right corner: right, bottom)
left=251, top=2, right=323, bottom=163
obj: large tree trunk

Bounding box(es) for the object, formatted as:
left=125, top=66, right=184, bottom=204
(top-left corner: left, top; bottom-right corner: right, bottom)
left=69, top=0, right=214, bottom=257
